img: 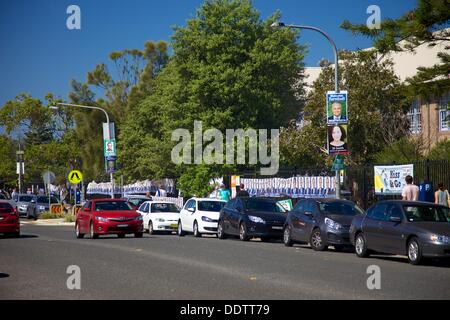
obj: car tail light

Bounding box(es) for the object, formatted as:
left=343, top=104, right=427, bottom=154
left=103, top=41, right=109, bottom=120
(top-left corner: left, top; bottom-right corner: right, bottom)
left=10, top=208, right=18, bottom=216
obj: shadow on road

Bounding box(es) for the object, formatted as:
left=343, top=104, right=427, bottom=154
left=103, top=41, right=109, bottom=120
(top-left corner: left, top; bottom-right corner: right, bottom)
left=368, top=255, right=450, bottom=268
left=0, top=273, right=10, bottom=279
left=0, top=234, right=39, bottom=239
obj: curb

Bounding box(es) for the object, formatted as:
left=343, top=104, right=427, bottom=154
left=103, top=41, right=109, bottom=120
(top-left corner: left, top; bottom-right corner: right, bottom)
left=21, top=219, right=75, bottom=227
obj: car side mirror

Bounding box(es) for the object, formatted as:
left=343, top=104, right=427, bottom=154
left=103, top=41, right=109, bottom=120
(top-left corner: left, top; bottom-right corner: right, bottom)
left=187, top=207, right=195, bottom=213
left=304, top=211, right=313, bottom=216
left=389, top=216, right=402, bottom=223
left=31, top=199, right=36, bottom=203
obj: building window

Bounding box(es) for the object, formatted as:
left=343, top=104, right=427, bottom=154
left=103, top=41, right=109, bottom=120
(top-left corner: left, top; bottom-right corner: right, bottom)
left=408, top=99, right=422, bottom=134
left=439, top=92, right=450, bottom=132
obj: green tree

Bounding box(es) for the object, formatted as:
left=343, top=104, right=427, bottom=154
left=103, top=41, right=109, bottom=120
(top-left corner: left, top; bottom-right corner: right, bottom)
left=427, top=139, right=450, bottom=160
left=341, top=0, right=450, bottom=98
left=0, top=135, right=16, bottom=186
left=282, top=51, right=410, bottom=167
left=120, top=0, right=306, bottom=195
left=69, top=41, right=169, bottom=182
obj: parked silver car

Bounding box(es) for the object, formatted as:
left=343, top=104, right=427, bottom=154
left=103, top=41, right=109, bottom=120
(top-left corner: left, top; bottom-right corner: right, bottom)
left=12, top=194, right=36, bottom=218
left=27, top=195, right=60, bottom=219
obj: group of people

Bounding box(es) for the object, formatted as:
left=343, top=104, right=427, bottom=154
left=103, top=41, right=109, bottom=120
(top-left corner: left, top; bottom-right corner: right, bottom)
left=402, top=175, right=450, bottom=207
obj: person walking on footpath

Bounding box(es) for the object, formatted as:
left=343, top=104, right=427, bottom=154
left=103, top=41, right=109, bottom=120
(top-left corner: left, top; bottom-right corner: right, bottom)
left=434, top=183, right=450, bottom=207
left=236, top=183, right=249, bottom=197
left=219, top=183, right=231, bottom=201
left=402, top=175, right=419, bottom=201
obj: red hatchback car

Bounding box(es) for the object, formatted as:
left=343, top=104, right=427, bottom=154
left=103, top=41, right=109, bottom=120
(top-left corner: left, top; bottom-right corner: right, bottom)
left=75, top=199, right=143, bottom=239
left=0, top=200, right=20, bottom=237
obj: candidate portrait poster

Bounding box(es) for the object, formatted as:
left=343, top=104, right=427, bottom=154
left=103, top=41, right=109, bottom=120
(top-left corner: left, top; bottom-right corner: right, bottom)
left=327, top=91, right=348, bottom=124
left=374, top=164, right=414, bottom=195
left=328, top=124, right=349, bottom=156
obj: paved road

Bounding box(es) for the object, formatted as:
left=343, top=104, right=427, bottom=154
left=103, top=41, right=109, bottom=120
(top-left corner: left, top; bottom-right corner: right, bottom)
left=1, top=223, right=449, bottom=299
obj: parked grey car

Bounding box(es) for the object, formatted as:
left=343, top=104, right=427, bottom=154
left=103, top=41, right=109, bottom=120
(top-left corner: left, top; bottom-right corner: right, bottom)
left=283, top=198, right=364, bottom=251
left=350, top=200, right=450, bottom=265
left=12, top=194, right=36, bottom=218
left=27, top=195, right=60, bottom=219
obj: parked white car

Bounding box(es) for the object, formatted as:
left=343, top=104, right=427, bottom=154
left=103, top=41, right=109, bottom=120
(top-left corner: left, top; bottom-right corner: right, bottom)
left=177, top=198, right=227, bottom=237
left=137, top=201, right=180, bottom=234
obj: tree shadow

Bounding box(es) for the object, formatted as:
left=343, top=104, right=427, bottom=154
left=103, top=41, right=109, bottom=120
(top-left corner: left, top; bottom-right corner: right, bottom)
left=0, top=234, right=39, bottom=239
left=369, top=255, right=450, bottom=268
left=0, top=273, right=10, bottom=279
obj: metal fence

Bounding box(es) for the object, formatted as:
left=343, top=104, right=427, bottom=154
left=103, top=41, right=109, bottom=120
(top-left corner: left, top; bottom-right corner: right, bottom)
left=235, top=159, right=450, bottom=209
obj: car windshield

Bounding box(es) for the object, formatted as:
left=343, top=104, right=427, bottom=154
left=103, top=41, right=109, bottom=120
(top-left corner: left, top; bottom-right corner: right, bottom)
left=243, top=199, right=286, bottom=213
left=198, top=201, right=226, bottom=212
left=37, top=196, right=59, bottom=204
left=319, top=202, right=364, bottom=216
left=403, top=205, right=450, bottom=222
left=19, top=195, right=34, bottom=202
left=128, top=198, right=148, bottom=207
left=94, top=201, right=133, bottom=211
left=151, top=203, right=180, bottom=213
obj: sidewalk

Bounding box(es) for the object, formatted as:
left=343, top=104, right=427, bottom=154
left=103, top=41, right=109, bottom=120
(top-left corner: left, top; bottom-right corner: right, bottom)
left=20, top=218, right=75, bottom=227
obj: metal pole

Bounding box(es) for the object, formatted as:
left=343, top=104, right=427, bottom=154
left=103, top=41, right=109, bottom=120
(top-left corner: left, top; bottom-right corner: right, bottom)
left=284, top=24, right=341, bottom=198
left=56, top=103, right=114, bottom=199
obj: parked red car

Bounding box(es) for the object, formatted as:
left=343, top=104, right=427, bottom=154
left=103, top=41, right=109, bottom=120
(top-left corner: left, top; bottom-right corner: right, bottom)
left=0, top=200, right=20, bottom=237
left=75, top=199, right=143, bottom=239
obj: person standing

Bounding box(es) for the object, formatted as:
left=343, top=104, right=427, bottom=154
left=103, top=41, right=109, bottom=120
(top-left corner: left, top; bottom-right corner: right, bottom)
left=219, top=184, right=231, bottom=201
left=402, top=175, right=419, bottom=201
left=434, top=183, right=450, bottom=207
left=236, top=183, right=249, bottom=197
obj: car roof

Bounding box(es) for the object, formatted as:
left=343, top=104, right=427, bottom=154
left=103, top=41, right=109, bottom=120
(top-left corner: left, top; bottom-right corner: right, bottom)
left=190, top=197, right=226, bottom=202
left=308, top=198, right=357, bottom=204
left=92, top=198, right=127, bottom=202
left=373, top=200, right=447, bottom=207
left=126, top=195, right=151, bottom=199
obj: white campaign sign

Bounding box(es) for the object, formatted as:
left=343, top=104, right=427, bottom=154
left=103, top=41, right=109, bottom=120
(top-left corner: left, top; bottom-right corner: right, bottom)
left=374, top=164, right=414, bottom=195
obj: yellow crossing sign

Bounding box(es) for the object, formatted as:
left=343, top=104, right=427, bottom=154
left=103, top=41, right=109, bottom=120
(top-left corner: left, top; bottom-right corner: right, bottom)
left=68, top=170, right=83, bottom=184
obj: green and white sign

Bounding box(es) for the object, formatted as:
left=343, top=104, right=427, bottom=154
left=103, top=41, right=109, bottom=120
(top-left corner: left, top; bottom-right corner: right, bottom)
left=278, top=199, right=293, bottom=211
left=104, top=139, right=116, bottom=157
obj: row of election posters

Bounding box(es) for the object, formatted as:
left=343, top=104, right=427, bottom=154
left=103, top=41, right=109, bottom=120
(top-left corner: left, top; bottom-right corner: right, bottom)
left=374, top=164, right=414, bottom=195
left=327, top=91, right=349, bottom=156
left=240, top=176, right=336, bottom=198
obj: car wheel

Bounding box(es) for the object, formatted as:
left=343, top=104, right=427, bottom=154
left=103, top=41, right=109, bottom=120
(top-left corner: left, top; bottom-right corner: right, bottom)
left=135, top=232, right=143, bottom=238
left=217, top=220, right=227, bottom=239
left=193, top=221, right=201, bottom=238
left=177, top=220, right=185, bottom=237
left=407, top=237, right=423, bottom=265
left=283, top=226, right=294, bottom=247
left=239, top=222, right=249, bottom=241
left=90, top=223, right=98, bottom=239
left=148, top=221, right=154, bottom=235
left=75, top=223, right=84, bottom=239
left=355, top=233, right=370, bottom=258
left=117, top=234, right=125, bottom=238
left=310, top=229, right=327, bottom=251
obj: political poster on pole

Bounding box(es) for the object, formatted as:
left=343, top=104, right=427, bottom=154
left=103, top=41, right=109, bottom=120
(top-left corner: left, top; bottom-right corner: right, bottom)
left=327, top=124, right=349, bottom=155
left=327, top=91, right=348, bottom=124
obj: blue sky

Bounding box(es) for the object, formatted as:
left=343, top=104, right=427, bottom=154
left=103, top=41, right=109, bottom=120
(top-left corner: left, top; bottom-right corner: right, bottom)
left=0, top=0, right=417, bottom=106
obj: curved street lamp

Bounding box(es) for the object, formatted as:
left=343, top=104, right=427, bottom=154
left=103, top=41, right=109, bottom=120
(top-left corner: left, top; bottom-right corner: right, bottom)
left=271, top=22, right=342, bottom=199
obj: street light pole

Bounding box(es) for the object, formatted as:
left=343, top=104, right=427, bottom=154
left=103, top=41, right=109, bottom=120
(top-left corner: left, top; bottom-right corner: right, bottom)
left=271, top=22, right=341, bottom=199
left=52, top=103, right=115, bottom=199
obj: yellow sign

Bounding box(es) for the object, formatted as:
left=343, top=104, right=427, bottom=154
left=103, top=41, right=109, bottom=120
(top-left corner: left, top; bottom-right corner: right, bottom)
left=50, top=204, right=63, bottom=214
left=68, top=170, right=83, bottom=184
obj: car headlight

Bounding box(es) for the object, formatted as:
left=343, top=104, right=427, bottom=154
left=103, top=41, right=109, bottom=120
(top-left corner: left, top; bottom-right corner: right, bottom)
left=156, top=218, right=165, bottom=222
left=248, top=215, right=265, bottom=224
left=325, top=218, right=342, bottom=231
left=201, top=216, right=214, bottom=222
left=430, top=234, right=450, bottom=243
left=135, top=216, right=143, bottom=221
left=95, top=216, right=109, bottom=222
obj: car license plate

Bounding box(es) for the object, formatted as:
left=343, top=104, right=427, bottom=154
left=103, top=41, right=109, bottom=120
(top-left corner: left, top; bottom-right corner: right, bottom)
left=170, top=224, right=178, bottom=228
left=272, top=226, right=283, bottom=230
left=117, top=224, right=129, bottom=228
